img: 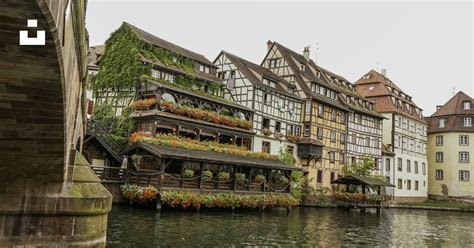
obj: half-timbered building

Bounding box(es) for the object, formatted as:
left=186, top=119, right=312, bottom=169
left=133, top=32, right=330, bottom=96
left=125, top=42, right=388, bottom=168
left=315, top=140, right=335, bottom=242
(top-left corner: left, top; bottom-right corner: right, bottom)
left=355, top=70, right=428, bottom=201
left=213, top=51, right=303, bottom=164
left=261, top=42, right=348, bottom=189
left=319, top=68, right=384, bottom=169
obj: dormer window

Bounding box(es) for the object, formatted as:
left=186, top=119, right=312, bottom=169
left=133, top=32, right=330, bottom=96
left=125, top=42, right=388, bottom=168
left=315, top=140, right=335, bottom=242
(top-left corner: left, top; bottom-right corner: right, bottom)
left=199, top=64, right=210, bottom=74
left=262, top=78, right=276, bottom=88
left=316, top=71, right=321, bottom=78
left=368, top=85, right=375, bottom=91
left=464, top=117, right=472, bottom=127
left=288, top=87, right=295, bottom=93
left=300, top=63, right=305, bottom=71
left=310, top=83, right=317, bottom=92
left=439, top=118, right=446, bottom=128
left=363, top=74, right=371, bottom=80
left=463, top=101, right=471, bottom=110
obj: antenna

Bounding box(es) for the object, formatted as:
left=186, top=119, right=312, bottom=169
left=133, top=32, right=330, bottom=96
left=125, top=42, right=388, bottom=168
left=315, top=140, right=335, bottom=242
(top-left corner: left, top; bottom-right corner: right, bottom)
left=314, top=42, right=320, bottom=64
left=376, top=61, right=380, bottom=71
left=452, top=86, right=456, bottom=96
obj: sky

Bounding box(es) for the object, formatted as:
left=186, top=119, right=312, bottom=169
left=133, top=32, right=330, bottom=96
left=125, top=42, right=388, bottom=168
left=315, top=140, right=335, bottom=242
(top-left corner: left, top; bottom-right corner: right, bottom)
left=86, top=0, right=473, bottom=115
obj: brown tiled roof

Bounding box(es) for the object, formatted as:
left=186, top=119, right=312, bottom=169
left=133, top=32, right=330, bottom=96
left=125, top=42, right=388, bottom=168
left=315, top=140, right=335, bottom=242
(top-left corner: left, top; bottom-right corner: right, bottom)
left=319, top=67, right=384, bottom=119
left=124, top=142, right=300, bottom=170
left=268, top=42, right=349, bottom=111
left=125, top=22, right=216, bottom=67
left=426, top=91, right=474, bottom=133
left=355, top=70, right=426, bottom=123
left=218, top=51, right=299, bottom=98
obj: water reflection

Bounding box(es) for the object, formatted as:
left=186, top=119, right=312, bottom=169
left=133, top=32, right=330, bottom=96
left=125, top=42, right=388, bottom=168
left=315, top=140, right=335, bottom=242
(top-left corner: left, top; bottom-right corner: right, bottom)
left=107, top=206, right=474, bottom=247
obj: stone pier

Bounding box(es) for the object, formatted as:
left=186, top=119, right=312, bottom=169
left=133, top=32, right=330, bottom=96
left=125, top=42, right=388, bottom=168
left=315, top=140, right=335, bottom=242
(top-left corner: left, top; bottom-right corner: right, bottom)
left=0, top=0, right=112, bottom=246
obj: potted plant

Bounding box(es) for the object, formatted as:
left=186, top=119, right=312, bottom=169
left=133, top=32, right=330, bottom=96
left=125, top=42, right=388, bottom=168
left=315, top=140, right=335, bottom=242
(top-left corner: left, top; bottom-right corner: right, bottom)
left=202, top=170, right=213, bottom=181
left=184, top=169, right=195, bottom=178
left=235, top=173, right=246, bottom=183
left=275, top=131, right=284, bottom=139
left=255, top=175, right=265, bottom=184
left=218, top=172, right=230, bottom=181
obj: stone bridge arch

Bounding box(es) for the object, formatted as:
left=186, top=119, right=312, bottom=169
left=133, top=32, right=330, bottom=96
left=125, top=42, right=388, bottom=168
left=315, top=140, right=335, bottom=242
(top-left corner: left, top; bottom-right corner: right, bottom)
left=0, top=0, right=111, bottom=246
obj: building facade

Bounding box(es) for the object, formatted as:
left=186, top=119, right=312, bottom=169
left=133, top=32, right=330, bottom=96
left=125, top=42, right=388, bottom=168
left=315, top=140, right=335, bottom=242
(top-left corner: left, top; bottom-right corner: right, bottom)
left=319, top=68, right=384, bottom=169
left=214, top=51, right=303, bottom=164
left=355, top=70, right=428, bottom=201
left=426, top=91, right=474, bottom=200
left=262, top=42, right=348, bottom=189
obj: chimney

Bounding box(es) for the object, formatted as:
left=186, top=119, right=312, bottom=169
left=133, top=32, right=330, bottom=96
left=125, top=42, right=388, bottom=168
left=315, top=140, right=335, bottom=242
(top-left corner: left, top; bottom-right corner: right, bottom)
left=303, top=46, right=310, bottom=61
left=436, top=105, right=443, bottom=110
left=266, top=40, right=273, bottom=52
left=381, top=69, right=387, bottom=76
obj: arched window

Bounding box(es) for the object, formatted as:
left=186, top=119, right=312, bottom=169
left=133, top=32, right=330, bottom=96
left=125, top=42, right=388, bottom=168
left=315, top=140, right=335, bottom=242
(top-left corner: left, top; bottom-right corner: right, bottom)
left=161, top=93, right=176, bottom=103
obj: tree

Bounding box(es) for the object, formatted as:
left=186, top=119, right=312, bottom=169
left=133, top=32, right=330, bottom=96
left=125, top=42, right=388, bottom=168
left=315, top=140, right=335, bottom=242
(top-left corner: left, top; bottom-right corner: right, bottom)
left=342, top=156, right=376, bottom=177
left=278, top=144, right=295, bottom=165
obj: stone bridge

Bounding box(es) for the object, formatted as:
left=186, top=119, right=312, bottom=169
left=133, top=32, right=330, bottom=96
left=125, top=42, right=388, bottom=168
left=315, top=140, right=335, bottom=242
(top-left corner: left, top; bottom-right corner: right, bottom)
left=0, top=0, right=111, bottom=246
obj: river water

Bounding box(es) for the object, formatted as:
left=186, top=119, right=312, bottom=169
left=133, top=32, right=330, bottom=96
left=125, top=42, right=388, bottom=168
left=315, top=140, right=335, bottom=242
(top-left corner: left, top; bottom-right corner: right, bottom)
left=107, top=205, right=474, bottom=247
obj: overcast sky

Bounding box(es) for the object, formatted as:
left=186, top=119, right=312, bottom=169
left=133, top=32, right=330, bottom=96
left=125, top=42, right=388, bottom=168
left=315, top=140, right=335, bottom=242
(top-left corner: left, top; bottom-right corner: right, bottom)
left=86, top=1, right=473, bottom=115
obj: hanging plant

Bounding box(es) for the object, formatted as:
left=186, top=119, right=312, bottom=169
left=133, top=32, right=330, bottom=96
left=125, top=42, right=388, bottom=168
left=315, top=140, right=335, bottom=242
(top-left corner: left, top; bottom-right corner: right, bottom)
left=235, top=173, right=246, bottom=183
left=218, top=172, right=230, bottom=181
left=184, top=169, right=195, bottom=178
left=131, top=154, right=142, bottom=167
left=255, top=175, right=266, bottom=184
left=279, top=176, right=289, bottom=185
left=202, top=170, right=213, bottom=181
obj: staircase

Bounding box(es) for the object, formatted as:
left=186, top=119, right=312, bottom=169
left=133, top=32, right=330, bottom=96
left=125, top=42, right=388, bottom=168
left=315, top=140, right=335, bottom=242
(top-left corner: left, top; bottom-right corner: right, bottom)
left=86, top=119, right=127, bottom=164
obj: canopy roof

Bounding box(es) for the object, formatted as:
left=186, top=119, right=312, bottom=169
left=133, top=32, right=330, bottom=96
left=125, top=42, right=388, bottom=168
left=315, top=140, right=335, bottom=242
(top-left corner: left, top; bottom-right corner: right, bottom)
left=331, top=175, right=395, bottom=187
left=123, top=142, right=301, bottom=171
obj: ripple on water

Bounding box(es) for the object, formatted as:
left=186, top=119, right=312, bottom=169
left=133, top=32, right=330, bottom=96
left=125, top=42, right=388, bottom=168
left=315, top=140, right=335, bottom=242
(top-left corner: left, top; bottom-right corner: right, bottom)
left=106, top=206, right=474, bottom=247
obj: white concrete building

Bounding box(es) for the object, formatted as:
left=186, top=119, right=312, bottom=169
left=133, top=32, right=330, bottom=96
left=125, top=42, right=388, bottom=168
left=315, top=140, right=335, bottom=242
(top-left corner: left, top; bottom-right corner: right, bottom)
left=356, top=70, right=428, bottom=201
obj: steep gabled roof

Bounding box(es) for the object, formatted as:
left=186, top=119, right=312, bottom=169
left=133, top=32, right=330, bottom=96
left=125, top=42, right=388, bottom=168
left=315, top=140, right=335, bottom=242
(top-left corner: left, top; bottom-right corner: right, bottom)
left=431, top=91, right=474, bottom=117
left=268, top=42, right=349, bottom=111
left=125, top=22, right=215, bottom=67
left=319, top=67, right=384, bottom=119
left=218, top=51, right=299, bottom=98
left=355, top=69, right=425, bottom=123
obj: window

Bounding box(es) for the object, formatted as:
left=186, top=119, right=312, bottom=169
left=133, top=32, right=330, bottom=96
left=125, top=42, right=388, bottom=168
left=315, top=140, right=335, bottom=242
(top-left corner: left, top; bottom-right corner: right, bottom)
left=275, top=122, right=281, bottom=133
left=317, top=170, right=323, bottom=184
left=303, top=124, right=310, bottom=137
left=464, top=117, right=472, bottom=127
left=317, top=127, right=323, bottom=140
left=287, top=124, right=294, bottom=135
left=407, top=180, right=411, bottom=190
left=422, top=162, right=426, bottom=175
left=330, top=130, right=336, bottom=143
left=341, top=113, right=346, bottom=123
left=329, top=151, right=335, bottom=163
left=331, top=108, right=336, bottom=121
left=339, top=153, right=345, bottom=163
left=406, top=160, right=411, bottom=173
left=397, top=179, right=402, bottom=189
left=397, top=158, right=403, bottom=171
left=310, top=83, right=317, bottom=92
left=439, top=118, right=446, bottom=128
left=229, top=70, right=236, bottom=79
left=318, top=104, right=324, bottom=117
left=288, top=87, right=294, bottom=93
left=340, top=133, right=346, bottom=144
left=295, top=126, right=301, bottom=136
left=415, top=181, right=419, bottom=191
left=460, top=135, right=469, bottom=145
left=459, top=152, right=469, bottom=163
left=268, top=59, right=278, bottom=68
left=436, top=170, right=444, bottom=180
left=262, top=78, right=276, bottom=88
left=385, top=158, right=391, bottom=171
left=300, top=63, right=305, bottom=71
left=436, top=135, right=443, bottom=146
left=263, top=93, right=271, bottom=105
left=305, top=101, right=311, bottom=115
left=436, top=152, right=444, bottom=163
left=199, top=64, right=210, bottom=73
left=287, top=145, right=294, bottom=155
left=262, top=141, right=271, bottom=154
left=463, top=101, right=471, bottom=110
left=330, top=172, right=335, bottom=182
left=459, top=170, right=470, bottom=182
left=414, top=161, right=419, bottom=174
left=262, top=118, right=270, bottom=129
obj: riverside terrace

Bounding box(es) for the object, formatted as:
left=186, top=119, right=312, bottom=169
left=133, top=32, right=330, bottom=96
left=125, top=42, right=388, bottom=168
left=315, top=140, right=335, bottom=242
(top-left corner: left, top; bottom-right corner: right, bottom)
left=90, top=139, right=302, bottom=197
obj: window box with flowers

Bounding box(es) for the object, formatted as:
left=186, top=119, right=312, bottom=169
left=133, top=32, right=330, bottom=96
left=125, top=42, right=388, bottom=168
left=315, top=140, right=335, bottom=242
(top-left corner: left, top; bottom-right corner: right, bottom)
left=275, top=132, right=284, bottom=139
left=262, top=128, right=273, bottom=136
left=286, top=134, right=301, bottom=143
left=132, top=98, right=157, bottom=110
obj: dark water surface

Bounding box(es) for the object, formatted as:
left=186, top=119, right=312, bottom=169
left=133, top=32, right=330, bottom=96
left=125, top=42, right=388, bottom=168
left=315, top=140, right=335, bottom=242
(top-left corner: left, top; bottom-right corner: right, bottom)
left=107, top=205, right=474, bottom=247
